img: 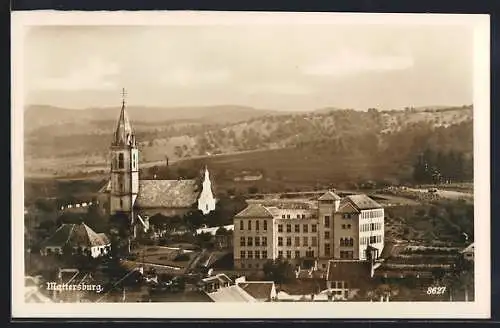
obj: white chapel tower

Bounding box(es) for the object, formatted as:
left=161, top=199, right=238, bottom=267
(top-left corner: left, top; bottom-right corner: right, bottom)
left=198, top=166, right=216, bottom=215
left=109, top=89, right=139, bottom=218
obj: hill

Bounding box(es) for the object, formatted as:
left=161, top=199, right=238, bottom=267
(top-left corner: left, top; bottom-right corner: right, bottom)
left=24, top=105, right=473, bottom=185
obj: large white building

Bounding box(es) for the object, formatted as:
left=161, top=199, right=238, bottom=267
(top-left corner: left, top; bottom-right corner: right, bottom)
left=233, top=191, right=384, bottom=271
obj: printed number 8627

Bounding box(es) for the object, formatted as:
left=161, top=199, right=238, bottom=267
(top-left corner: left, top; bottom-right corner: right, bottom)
left=426, top=286, right=447, bottom=295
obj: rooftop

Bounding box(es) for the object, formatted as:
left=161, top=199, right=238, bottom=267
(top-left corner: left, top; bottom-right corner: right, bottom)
left=326, top=260, right=373, bottom=286
left=41, top=223, right=110, bottom=248
left=345, top=194, right=383, bottom=211
left=318, top=191, right=341, bottom=201
left=237, top=281, right=275, bottom=301
left=206, top=285, right=257, bottom=302
left=235, top=204, right=274, bottom=218
left=135, top=179, right=200, bottom=209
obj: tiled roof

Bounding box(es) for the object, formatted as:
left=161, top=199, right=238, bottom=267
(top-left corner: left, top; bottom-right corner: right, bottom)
left=337, top=200, right=359, bottom=213
left=237, top=281, right=274, bottom=301
left=207, top=285, right=257, bottom=302
left=135, top=179, right=200, bottom=208
left=346, top=194, right=383, bottom=211
left=318, top=191, right=341, bottom=201
left=41, top=223, right=111, bottom=248
left=326, top=260, right=373, bottom=286
left=235, top=204, right=274, bottom=218
left=248, top=199, right=317, bottom=210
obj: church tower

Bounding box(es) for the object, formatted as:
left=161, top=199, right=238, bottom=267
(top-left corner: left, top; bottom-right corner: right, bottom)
left=109, top=89, right=139, bottom=219
left=198, top=166, right=216, bottom=215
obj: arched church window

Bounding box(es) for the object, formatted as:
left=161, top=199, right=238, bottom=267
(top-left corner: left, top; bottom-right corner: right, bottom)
left=118, top=153, right=124, bottom=169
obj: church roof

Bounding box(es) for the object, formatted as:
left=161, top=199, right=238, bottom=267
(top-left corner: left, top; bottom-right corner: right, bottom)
left=135, top=179, right=200, bottom=209
left=112, top=103, right=135, bottom=147
left=235, top=204, right=274, bottom=218
left=345, top=194, right=383, bottom=211
left=41, top=223, right=110, bottom=248
left=318, top=191, right=341, bottom=201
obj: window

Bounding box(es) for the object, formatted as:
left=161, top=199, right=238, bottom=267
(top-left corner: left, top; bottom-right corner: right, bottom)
left=248, top=220, right=252, bottom=230
left=342, top=224, right=346, bottom=229
left=262, top=237, right=267, bottom=246
left=295, top=236, right=300, bottom=246
left=262, top=250, right=268, bottom=258
left=340, top=238, right=345, bottom=247
left=282, top=214, right=285, bottom=219
left=295, top=250, right=300, bottom=258
left=286, top=250, right=292, bottom=259
left=263, top=220, right=268, bottom=231
left=278, top=251, right=283, bottom=258
left=278, top=237, right=283, bottom=246
left=295, top=224, right=300, bottom=233
left=286, top=224, right=291, bottom=233
left=240, top=237, right=245, bottom=246
left=255, top=237, right=260, bottom=246
left=286, top=237, right=292, bottom=246
left=240, top=251, right=245, bottom=259
left=278, top=224, right=283, bottom=233
left=306, top=250, right=315, bottom=257
left=240, top=220, right=244, bottom=230
left=247, top=237, right=253, bottom=246
left=325, top=243, right=331, bottom=256
left=347, top=224, right=351, bottom=229
left=325, top=231, right=330, bottom=239
left=256, top=221, right=260, bottom=231
left=371, top=223, right=375, bottom=231
left=325, top=216, right=331, bottom=228
left=118, top=153, right=124, bottom=169
left=255, top=250, right=260, bottom=259
left=287, top=214, right=291, bottom=219
left=120, top=198, right=123, bottom=208
left=302, top=214, right=306, bottom=219
left=312, top=224, right=317, bottom=233
left=312, top=237, right=317, bottom=246
left=303, top=224, right=309, bottom=233
left=247, top=251, right=253, bottom=259
left=370, top=236, right=376, bottom=244
left=343, top=214, right=351, bottom=219
left=303, top=237, right=308, bottom=246
left=297, top=214, right=300, bottom=219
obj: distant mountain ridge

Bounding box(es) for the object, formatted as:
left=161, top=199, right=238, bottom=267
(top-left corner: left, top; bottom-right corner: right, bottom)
left=24, top=104, right=289, bottom=132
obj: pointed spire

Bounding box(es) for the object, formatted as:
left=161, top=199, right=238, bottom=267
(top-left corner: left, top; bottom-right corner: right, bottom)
left=113, top=88, right=135, bottom=147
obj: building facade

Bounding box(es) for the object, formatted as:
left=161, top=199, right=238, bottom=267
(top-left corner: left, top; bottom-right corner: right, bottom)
left=233, top=191, right=385, bottom=271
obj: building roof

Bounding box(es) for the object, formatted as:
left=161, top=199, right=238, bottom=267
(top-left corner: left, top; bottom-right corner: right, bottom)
left=196, top=225, right=234, bottom=236
left=337, top=200, right=360, bottom=214
left=135, top=179, right=200, bottom=209
left=235, top=204, right=274, bottom=218
left=461, top=242, right=474, bottom=254
left=318, top=191, right=341, bottom=201
left=345, top=194, right=383, bottom=211
left=247, top=199, right=317, bottom=210
left=206, top=285, right=257, bottom=302
left=202, top=273, right=233, bottom=285
left=237, top=281, right=274, bottom=300
left=326, top=260, right=373, bottom=286
left=112, top=102, right=136, bottom=147
left=41, top=223, right=110, bottom=248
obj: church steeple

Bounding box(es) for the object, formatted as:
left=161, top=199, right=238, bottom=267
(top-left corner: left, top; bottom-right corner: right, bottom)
left=113, top=88, right=135, bottom=147
left=198, top=166, right=216, bottom=215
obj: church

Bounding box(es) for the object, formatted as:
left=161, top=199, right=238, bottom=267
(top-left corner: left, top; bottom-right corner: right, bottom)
left=99, top=93, right=217, bottom=234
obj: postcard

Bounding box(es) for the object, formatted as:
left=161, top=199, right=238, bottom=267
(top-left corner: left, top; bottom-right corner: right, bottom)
left=12, top=10, right=490, bottom=318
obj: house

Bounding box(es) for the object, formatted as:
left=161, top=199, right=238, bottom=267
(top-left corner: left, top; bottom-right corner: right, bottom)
left=206, top=285, right=257, bottom=302
left=196, top=225, right=234, bottom=249
left=461, top=243, right=474, bottom=261
left=325, top=260, right=375, bottom=300
left=98, top=97, right=217, bottom=237
left=236, top=277, right=277, bottom=302
left=199, top=273, right=233, bottom=293
left=39, top=222, right=111, bottom=258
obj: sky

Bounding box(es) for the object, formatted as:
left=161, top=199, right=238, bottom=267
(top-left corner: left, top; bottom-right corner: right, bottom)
left=24, top=24, right=474, bottom=111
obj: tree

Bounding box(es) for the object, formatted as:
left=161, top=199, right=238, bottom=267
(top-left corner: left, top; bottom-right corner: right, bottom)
left=262, top=259, right=295, bottom=285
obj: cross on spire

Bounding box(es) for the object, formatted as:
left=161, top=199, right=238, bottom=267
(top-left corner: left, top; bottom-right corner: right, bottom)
left=121, top=88, right=127, bottom=107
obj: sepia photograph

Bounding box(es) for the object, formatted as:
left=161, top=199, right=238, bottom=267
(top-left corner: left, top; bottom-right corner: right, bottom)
left=12, top=11, right=490, bottom=318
